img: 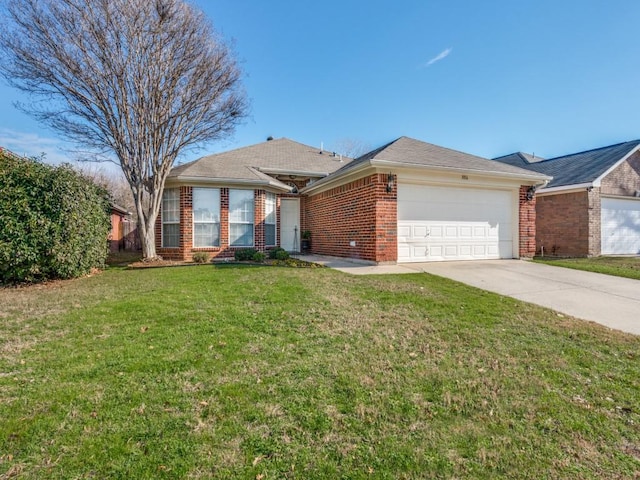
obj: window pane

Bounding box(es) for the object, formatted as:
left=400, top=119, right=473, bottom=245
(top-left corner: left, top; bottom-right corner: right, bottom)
left=193, top=188, right=220, bottom=223
left=162, top=189, right=179, bottom=223
left=265, top=224, right=276, bottom=246
left=194, top=223, right=220, bottom=247
left=229, top=189, right=254, bottom=223
left=230, top=223, right=254, bottom=246
left=265, top=192, right=276, bottom=224
left=162, top=223, right=179, bottom=248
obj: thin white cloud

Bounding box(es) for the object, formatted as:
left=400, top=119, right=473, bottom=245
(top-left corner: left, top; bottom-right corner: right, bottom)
left=425, top=47, right=452, bottom=67
left=0, top=128, right=70, bottom=164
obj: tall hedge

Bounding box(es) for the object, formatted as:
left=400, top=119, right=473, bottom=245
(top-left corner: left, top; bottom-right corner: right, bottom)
left=0, top=153, right=111, bottom=284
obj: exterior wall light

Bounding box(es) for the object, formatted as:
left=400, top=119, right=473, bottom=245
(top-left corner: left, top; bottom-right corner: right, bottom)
left=386, top=173, right=395, bottom=193
left=526, top=185, right=536, bottom=201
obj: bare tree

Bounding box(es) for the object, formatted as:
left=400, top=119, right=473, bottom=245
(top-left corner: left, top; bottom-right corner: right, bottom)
left=330, top=138, right=371, bottom=159
left=0, top=0, right=248, bottom=259
left=77, top=164, right=137, bottom=218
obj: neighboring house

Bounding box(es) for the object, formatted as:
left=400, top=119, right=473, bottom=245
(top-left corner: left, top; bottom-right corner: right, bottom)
left=158, top=137, right=549, bottom=263
left=109, top=204, right=131, bottom=253
left=494, top=140, right=640, bottom=256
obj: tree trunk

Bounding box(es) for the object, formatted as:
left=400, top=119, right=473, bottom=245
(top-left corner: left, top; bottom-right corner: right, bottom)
left=140, top=219, right=157, bottom=259
left=133, top=190, right=160, bottom=260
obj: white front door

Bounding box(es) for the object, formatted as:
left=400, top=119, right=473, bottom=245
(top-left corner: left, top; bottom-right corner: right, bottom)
left=397, top=184, right=515, bottom=262
left=601, top=196, right=640, bottom=254
left=280, top=198, right=300, bottom=252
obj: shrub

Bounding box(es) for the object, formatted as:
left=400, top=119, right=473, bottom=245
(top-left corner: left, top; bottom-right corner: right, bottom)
left=234, top=248, right=258, bottom=261
left=275, top=249, right=290, bottom=261
left=268, top=247, right=289, bottom=260
left=0, top=153, right=111, bottom=284
left=192, top=252, right=210, bottom=264
left=252, top=251, right=265, bottom=263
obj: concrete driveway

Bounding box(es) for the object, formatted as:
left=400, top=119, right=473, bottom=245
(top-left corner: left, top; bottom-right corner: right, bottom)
left=408, top=260, right=640, bottom=335
left=298, top=255, right=640, bottom=335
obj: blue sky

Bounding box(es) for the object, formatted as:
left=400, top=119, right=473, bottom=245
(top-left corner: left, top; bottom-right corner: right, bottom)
left=1, top=0, right=640, bottom=165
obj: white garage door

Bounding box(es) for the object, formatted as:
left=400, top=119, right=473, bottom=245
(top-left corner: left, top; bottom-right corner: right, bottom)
left=601, top=197, right=640, bottom=255
left=398, top=184, right=515, bottom=262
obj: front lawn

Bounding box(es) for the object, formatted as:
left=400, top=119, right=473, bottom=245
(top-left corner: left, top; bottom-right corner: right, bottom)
left=1, top=265, right=639, bottom=479
left=534, top=256, right=640, bottom=280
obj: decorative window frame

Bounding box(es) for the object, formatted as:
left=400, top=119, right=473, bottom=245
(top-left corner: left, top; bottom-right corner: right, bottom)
left=161, top=188, right=180, bottom=248
left=192, top=187, right=221, bottom=248
left=229, top=189, right=255, bottom=247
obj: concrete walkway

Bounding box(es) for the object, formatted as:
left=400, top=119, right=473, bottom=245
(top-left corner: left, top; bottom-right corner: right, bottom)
left=297, top=255, right=640, bottom=335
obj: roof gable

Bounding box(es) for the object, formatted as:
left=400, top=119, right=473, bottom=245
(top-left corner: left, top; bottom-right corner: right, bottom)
left=494, top=140, right=640, bottom=189
left=493, top=152, right=544, bottom=168
left=331, top=136, right=550, bottom=179
left=168, top=138, right=352, bottom=187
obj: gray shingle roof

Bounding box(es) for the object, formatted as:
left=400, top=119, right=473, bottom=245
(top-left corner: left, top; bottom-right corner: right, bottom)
left=328, top=136, right=550, bottom=180
left=168, top=138, right=351, bottom=187
left=494, top=140, right=640, bottom=188
left=493, top=152, right=545, bottom=168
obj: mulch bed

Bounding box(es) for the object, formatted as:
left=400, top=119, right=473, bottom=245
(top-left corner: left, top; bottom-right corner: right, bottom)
left=127, top=258, right=324, bottom=269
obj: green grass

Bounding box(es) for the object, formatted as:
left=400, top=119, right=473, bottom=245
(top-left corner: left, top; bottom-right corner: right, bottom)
left=1, top=265, right=639, bottom=479
left=534, top=256, right=640, bottom=280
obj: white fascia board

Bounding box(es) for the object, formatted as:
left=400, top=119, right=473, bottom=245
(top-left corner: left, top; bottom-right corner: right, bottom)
left=300, top=158, right=550, bottom=196
left=600, top=194, right=640, bottom=201
left=256, top=167, right=330, bottom=177
left=299, top=161, right=372, bottom=194
left=165, top=176, right=293, bottom=192
left=536, top=182, right=593, bottom=195
left=592, top=144, right=640, bottom=187
left=369, top=159, right=551, bottom=184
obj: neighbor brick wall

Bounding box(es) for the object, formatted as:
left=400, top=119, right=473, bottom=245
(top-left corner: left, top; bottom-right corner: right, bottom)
left=535, top=191, right=591, bottom=257
left=587, top=187, right=601, bottom=257
left=518, top=186, right=536, bottom=258
left=601, top=151, right=640, bottom=196
left=305, top=173, right=397, bottom=263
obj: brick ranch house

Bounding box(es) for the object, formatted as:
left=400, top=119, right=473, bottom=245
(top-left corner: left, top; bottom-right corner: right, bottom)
left=157, top=137, right=550, bottom=263
left=495, top=140, right=640, bottom=256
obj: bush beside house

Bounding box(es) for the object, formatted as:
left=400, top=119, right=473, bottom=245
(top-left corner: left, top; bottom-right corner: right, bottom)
left=0, top=152, right=111, bottom=284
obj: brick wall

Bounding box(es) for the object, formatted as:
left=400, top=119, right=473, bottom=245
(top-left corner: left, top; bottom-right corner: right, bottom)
left=305, top=173, right=397, bottom=263
left=535, top=191, right=591, bottom=256
left=587, top=187, right=601, bottom=257
left=601, top=151, right=640, bottom=196
left=157, top=186, right=265, bottom=261
left=254, top=189, right=268, bottom=252
left=518, top=186, right=536, bottom=258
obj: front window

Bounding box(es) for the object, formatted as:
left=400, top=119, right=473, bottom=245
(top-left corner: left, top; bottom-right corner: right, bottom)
left=265, top=192, right=276, bottom=246
left=193, top=188, right=220, bottom=247
left=162, top=189, right=180, bottom=248
left=229, top=189, right=254, bottom=246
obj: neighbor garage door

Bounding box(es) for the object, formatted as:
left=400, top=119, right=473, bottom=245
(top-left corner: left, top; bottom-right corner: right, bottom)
left=398, top=184, right=515, bottom=262
left=601, top=196, right=640, bottom=255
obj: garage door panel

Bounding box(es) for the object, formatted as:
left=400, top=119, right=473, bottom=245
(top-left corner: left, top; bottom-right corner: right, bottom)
left=459, top=225, right=473, bottom=237
left=473, top=245, right=487, bottom=256
left=397, top=225, right=411, bottom=238
left=601, top=197, right=640, bottom=255
left=414, top=225, right=429, bottom=237
left=398, top=184, right=515, bottom=262
left=429, top=226, right=444, bottom=238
